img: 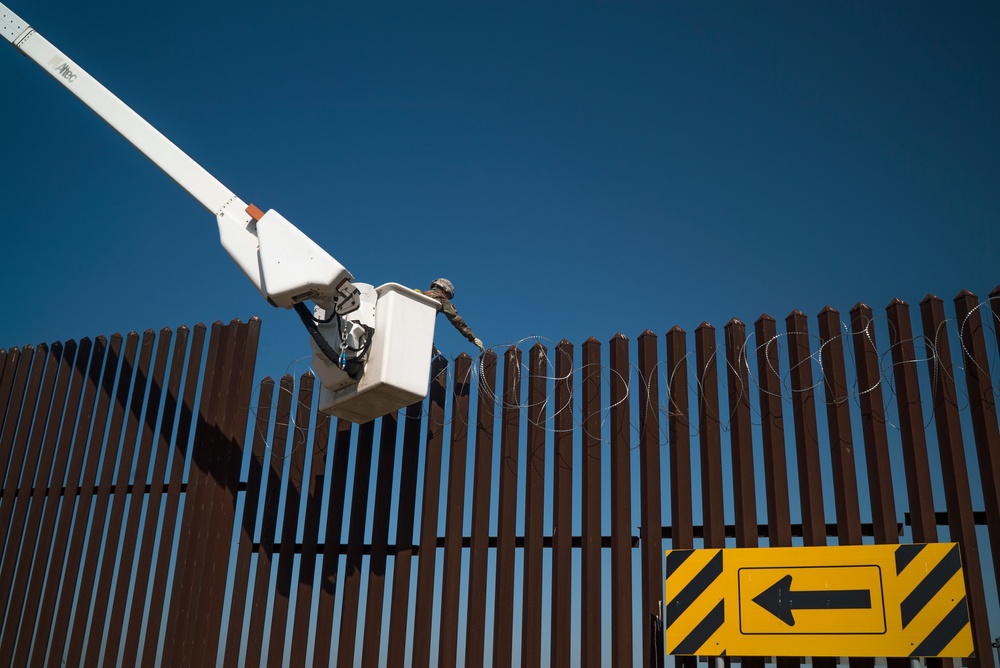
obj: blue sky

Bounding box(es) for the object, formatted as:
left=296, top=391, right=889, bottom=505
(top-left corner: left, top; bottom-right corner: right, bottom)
left=2, top=1, right=1000, bottom=663
left=2, top=0, right=997, bottom=374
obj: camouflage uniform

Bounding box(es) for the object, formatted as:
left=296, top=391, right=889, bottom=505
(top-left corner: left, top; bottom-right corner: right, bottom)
left=421, top=287, right=479, bottom=344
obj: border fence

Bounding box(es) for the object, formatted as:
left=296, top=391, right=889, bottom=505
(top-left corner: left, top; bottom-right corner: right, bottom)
left=1, top=287, right=998, bottom=667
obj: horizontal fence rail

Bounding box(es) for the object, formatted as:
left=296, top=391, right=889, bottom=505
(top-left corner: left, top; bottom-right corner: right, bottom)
left=1, top=286, right=999, bottom=667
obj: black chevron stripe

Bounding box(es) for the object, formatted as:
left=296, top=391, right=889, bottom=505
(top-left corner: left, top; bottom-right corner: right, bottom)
left=900, top=544, right=960, bottom=629
left=894, top=543, right=925, bottom=575
left=665, top=550, right=723, bottom=629
left=672, top=599, right=725, bottom=655
left=666, top=549, right=694, bottom=579
left=910, top=597, right=970, bottom=658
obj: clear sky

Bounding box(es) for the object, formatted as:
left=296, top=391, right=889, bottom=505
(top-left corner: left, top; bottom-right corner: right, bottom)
left=2, top=2, right=1000, bottom=663
left=2, top=0, right=998, bottom=374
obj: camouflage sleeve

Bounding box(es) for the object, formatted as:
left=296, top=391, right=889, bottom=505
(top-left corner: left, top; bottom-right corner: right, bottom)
left=441, top=300, right=477, bottom=342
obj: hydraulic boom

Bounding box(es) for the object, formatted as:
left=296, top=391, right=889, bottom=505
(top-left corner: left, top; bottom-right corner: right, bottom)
left=1, top=3, right=440, bottom=422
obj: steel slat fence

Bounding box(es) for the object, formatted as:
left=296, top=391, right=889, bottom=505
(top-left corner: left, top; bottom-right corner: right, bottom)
left=0, top=287, right=998, bottom=667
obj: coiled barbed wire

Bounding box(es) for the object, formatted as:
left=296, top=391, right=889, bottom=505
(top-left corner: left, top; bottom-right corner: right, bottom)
left=251, top=295, right=1000, bottom=459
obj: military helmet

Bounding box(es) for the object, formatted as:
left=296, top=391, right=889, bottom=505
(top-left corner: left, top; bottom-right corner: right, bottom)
left=431, top=278, right=455, bottom=298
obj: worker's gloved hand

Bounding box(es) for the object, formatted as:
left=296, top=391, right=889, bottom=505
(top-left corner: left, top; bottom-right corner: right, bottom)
left=474, top=338, right=485, bottom=353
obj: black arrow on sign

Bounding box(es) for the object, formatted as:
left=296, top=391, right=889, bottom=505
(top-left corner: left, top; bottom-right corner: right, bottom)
left=752, top=574, right=872, bottom=626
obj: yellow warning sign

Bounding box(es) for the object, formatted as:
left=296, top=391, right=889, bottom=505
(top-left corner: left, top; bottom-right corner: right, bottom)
left=664, top=543, right=973, bottom=658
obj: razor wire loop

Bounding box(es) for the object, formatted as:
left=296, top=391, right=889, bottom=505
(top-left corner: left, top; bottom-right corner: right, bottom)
left=254, top=295, right=1000, bottom=453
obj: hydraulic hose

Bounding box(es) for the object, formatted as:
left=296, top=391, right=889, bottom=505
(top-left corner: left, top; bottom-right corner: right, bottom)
left=293, top=302, right=370, bottom=379
left=294, top=302, right=350, bottom=374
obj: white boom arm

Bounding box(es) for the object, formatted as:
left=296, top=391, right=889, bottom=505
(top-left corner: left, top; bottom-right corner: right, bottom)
left=1, top=3, right=446, bottom=423
left=0, top=2, right=360, bottom=314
